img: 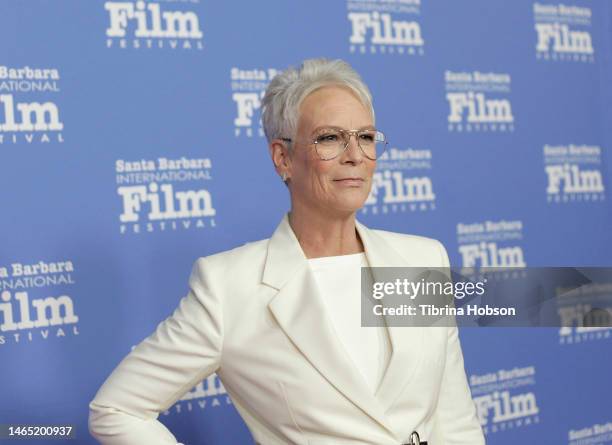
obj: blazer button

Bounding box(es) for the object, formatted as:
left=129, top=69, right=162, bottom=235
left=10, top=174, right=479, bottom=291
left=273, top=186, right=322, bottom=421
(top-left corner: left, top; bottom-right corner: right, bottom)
left=403, top=430, right=428, bottom=445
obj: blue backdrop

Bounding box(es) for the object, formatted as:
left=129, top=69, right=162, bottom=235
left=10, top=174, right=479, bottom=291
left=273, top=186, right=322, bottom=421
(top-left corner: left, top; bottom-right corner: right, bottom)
left=1, top=0, right=611, bottom=444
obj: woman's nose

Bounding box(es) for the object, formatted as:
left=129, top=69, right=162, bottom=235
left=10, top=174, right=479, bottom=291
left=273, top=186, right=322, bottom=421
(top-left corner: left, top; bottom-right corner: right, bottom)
left=342, top=133, right=364, bottom=163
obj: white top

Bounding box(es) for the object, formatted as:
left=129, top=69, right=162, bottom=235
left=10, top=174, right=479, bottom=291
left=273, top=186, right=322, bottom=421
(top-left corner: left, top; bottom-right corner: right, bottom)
left=308, top=252, right=391, bottom=394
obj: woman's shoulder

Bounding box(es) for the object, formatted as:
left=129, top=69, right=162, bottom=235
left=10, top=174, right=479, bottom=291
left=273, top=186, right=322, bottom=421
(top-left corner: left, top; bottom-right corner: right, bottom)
left=370, top=226, right=446, bottom=250
left=366, top=226, right=450, bottom=267
left=191, top=237, right=270, bottom=275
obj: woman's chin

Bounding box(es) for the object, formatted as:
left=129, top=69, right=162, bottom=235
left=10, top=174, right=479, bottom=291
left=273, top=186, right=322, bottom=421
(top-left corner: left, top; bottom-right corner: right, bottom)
left=327, top=197, right=369, bottom=214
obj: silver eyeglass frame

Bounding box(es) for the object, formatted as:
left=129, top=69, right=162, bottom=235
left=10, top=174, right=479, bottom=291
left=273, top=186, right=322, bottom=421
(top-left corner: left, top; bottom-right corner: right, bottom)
left=280, top=128, right=388, bottom=161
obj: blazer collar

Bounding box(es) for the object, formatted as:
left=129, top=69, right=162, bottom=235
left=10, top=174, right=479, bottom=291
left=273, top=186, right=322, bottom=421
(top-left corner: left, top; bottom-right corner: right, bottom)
left=264, top=213, right=425, bottom=439
left=261, top=213, right=307, bottom=290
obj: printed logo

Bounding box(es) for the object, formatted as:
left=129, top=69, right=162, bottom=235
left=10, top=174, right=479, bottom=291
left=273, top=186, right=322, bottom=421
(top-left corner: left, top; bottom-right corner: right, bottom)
left=470, top=365, right=540, bottom=435
left=533, top=3, right=594, bottom=62
left=347, top=0, right=424, bottom=55
left=544, top=144, right=605, bottom=204
left=558, top=283, right=612, bottom=345
left=457, top=220, right=526, bottom=277
left=0, top=65, right=64, bottom=145
left=361, top=147, right=436, bottom=216
left=231, top=67, right=280, bottom=138
left=568, top=420, right=612, bottom=445
left=105, top=1, right=204, bottom=50
left=162, top=374, right=232, bottom=416
left=115, top=156, right=216, bottom=235
left=0, top=260, right=79, bottom=346
left=445, top=70, right=514, bottom=132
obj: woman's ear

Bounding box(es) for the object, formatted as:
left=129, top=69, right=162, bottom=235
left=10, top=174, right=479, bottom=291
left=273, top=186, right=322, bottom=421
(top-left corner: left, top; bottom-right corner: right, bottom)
left=269, top=139, right=292, bottom=181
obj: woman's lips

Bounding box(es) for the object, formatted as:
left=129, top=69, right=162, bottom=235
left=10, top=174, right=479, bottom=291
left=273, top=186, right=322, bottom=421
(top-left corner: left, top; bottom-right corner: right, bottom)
left=333, top=178, right=364, bottom=186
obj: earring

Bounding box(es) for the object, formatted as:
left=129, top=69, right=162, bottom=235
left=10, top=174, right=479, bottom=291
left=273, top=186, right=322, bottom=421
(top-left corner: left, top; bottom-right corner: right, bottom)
left=281, top=172, right=287, bottom=181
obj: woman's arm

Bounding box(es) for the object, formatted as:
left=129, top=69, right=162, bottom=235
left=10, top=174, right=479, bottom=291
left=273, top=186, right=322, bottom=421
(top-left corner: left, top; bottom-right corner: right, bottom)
left=430, top=241, right=485, bottom=444
left=88, top=258, right=223, bottom=445
left=430, top=324, right=486, bottom=444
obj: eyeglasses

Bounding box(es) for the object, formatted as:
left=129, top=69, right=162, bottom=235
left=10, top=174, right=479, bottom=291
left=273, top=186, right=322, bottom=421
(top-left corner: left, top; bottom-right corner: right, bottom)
left=281, top=127, right=388, bottom=161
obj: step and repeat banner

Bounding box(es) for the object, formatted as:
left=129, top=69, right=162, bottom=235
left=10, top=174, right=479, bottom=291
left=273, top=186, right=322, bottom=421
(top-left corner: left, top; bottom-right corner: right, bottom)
left=1, top=0, right=611, bottom=444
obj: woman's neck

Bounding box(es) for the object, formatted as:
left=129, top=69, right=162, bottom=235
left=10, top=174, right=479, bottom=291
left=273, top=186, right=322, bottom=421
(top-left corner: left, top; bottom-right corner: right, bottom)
left=287, top=208, right=364, bottom=259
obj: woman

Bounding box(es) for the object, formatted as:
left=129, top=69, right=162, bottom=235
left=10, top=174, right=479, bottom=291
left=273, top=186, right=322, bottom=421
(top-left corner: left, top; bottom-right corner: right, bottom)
left=89, top=58, right=485, bottom=445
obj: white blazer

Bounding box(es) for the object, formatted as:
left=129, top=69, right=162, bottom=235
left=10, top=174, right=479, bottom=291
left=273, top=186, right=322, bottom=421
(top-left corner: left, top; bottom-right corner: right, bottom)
left=89, top=214, right=485, bottom=445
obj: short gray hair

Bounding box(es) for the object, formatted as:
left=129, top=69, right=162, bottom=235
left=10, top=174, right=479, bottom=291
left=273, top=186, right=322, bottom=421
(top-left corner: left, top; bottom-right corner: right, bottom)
left=261, top=58, right=375, bottom=144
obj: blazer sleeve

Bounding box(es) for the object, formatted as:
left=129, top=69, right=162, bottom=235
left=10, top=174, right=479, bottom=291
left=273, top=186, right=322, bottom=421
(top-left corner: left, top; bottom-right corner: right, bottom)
left=430, top=241, right=486, bottom=445
left=88, top=258, right=223, bottom=445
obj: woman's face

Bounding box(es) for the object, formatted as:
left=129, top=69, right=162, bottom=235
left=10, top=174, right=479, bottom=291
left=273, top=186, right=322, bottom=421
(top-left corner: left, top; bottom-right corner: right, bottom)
left=286, top=86, right=376, bottom=218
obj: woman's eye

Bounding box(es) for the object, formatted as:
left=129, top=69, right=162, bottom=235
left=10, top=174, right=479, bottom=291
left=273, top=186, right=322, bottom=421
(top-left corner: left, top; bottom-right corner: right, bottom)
left=360, top=133, right=375, bottom=142
left=317, top=133, right=339, bottom=142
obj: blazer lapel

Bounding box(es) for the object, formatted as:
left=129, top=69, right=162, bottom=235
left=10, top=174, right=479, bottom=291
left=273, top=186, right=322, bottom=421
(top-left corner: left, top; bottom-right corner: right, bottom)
left=264, top=214, right=397, bottom=436
left=354, top=220, right=426, bottom=412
